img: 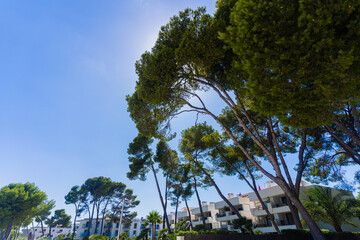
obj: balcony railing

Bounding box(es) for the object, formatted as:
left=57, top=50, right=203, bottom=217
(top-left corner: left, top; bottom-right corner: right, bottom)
left=254, top=223, right=272, bottom=228
left=272, top=203, right=288, bottom=208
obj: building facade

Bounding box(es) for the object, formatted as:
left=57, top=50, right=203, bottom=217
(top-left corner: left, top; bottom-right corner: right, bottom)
left=22, top=226, right=72, bottom=239
left=166, top=181, right=360, bottom=233
left=75, top=218, right=163, bottom=239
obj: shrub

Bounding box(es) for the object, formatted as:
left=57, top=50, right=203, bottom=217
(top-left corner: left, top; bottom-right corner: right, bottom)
left=89, top=235, right=109, bottom=240
left=193, top=225, right=206, bottom=232
left=254, top=230, right=263, bottom=235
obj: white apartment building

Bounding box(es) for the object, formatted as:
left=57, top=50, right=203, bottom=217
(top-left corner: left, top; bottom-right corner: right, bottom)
left=76, top=218, right=163, bottom=239
left=166, top=181, right=360, bottom=233
left=215, top=193, right=255, bottom=231
left=249, top=181, right=360, bottom=233
left=22, top=226, right=72, bottom=239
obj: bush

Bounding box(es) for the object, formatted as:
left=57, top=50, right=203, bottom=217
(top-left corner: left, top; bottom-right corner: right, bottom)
left=193, top=225, right=207, bottom=232
left=254, top=230, right=263, bottom=235
left=89, top=235, right=109, bottom=240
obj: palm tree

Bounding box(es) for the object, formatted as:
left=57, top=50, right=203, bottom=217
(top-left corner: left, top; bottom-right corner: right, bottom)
left=303, top=187, right=357, bottom=232
left=144, top=211, right=162, bottom=240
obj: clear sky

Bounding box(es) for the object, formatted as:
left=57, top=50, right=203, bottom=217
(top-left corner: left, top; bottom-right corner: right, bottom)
left=0, top=0, right=358, bottom=224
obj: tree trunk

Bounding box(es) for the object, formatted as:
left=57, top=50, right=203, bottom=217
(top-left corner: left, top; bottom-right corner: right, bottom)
left=48, top=226, right=52, bottom=240
left=286, top=197, right=303, bottom=229
left=150, top=165, right=171, bottom=232
left=174, top=195, right=179, bottom=226
left=95, top=202, right=101, bottom=235
left=72, top=206, right=78, bottom=240
left=162, top=174, right=169, bottom=229
left=277, top=180, right=325, bottom=240
left=215, top=146, right=281, bottom=234
left=193, top=177, right=207, bottom=228
left=195, top=160, right=242, bottom=219
left=151, top=223, right=156, bottom=240
left=88, top=202, right=96, bottom=236
left=40, top=219, right=45, bottom=237
left=184, top=197, right=193, bottom=230
left=332, top=221, right=343, bottom=232
left=4, top=220, right=13, bottom=240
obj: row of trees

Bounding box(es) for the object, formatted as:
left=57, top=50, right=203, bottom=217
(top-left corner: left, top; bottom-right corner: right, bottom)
left=65, top=177, right=139, bottom=238
left=126, top=0, right=360, bottom=240
left=0, top=183, right=71, bottom=240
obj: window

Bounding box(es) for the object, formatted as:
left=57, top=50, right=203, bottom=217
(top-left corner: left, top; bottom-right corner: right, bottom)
left=116, top=223, right=119, bottom=228
left=134, top=223, right=137, bottom=228
left=133, top=231, right=136, bottom=236
left=115, top=230, right=118, bottom=236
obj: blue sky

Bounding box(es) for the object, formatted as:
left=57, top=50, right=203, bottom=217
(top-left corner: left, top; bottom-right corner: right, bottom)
left=0, top=0, right=358, bottom=223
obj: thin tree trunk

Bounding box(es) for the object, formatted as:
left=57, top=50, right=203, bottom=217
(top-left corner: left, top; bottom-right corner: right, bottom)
left=174, top=195, right=179, bottom=226
left=194, top=160, right=242, bottom=219
left=95, top=202, right=101, bottom=234
left=72, top=206, right=78, bottom=240
left=4, top=221, right=13, bottom=240
left=48, top=226, right=52, bottom=240
left=151, top=223, right=155, bottom=240
left=162, top=174, right=169, bottom=229
left=193, top=177, right=207, bottom=228
left=88, top=202, right=96, bottom=236
left=39, top=219, right=44, bottom=237
left=150, top=165, right=171, bottom=232
left=332, top=220, right=343, bottom=232
left=100, top=199, right=111, bottom=235
left=31, top=221, right=35, bottom=240
left=184, top=197, right=193, bottom=230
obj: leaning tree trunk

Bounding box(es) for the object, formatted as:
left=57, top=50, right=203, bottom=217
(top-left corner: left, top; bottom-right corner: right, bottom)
left=276, top=180, right=325, bottom=240
left=88, top=203, right=96, bottom=236
left=193, top=177, right=207, bottom=228
left=162, top=174, right=169, bottom=229
left=39, top=219, right=45, bottom=237
left=195, top=160, right=242, bottom=219
left=71, top=207, right=78, bottom=240
left=286, top=196, right=303, bottom=229
left=183, top=197, right=193, bottom=230
left=150, top=165, right=171, bottom=232
left=174, top=195, right=179, bottom=226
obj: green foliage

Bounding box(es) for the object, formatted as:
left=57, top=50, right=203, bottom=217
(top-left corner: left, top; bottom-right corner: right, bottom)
left=221, top=0, right=360, bottom=128
left=89, top=235, right=109, bottom=240
left=145, top=211, right=162, bottom=240
left=119, top=232, right=129, bottom=240
left=231, top=217, right=253, bottom=234
left=253, top=230, right=263, bottom=235
left=174, top=221, right=191, bottom=233
left=157, top=228, right=168, bottom=240
left=303, top=187, right=358, bottom=232
left=193, top=225, right=206, bottom=232
left=45, top=209, right=71, bottom=228
left=0, top=182, right=47, bottom=239
left=127, top=134, right=154, bottom=181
